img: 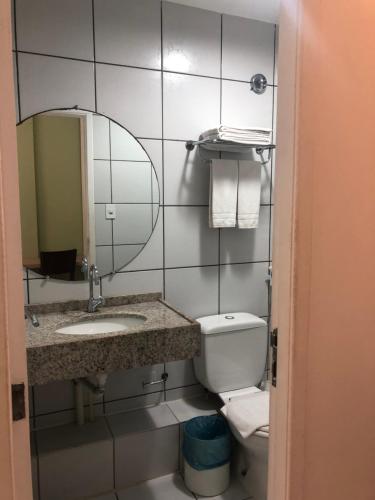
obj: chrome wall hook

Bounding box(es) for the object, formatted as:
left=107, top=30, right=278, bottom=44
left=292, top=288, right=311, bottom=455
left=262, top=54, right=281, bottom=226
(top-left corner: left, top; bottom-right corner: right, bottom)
left=250, top=74, right=268, bottom=94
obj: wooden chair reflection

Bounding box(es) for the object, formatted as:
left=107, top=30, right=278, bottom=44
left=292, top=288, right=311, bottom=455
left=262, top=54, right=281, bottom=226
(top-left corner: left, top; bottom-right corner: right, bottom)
left=39, top=249, right=77, bottom=281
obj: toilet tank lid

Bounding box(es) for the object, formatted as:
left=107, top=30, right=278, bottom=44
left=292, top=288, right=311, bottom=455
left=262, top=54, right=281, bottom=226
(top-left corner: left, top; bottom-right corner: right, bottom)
left=196, top=313, right=267, bottom=335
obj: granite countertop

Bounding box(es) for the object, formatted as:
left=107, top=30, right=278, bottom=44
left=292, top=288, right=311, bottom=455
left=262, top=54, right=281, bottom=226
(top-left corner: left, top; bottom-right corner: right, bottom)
left=26, top=294, right=201, bottom=386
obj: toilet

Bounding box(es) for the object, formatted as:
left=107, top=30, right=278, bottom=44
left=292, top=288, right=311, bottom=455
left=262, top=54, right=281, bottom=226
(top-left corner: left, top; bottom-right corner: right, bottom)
left=194, top=312, right=269, bottom=500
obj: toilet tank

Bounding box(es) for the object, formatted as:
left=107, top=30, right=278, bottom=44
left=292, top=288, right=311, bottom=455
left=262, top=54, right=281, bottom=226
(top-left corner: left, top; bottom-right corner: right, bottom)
left=194, top=313, right=268, bottom=394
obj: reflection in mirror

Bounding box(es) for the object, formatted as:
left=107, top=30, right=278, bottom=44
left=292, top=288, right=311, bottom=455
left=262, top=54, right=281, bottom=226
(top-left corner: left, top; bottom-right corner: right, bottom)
left=17, top=110, right=159, bottom=281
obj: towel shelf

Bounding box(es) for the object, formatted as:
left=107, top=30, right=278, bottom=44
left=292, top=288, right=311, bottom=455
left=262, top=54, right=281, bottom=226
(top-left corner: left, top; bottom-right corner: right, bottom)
left=185, top=139, right=275, bottom=164
left=185, top=139, right=275, bottom=154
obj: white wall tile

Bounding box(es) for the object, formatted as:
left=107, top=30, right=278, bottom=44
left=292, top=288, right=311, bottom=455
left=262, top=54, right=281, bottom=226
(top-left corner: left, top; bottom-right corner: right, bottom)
left=30, top=436, right=39, bottom=500
left=18, top=53, right=95, bottom=120
left=165, top=359, right=197, bottom=389
left=105, top=392, right=164, bottom=415
left=222, top=79, right=273, bottom=130
left=274, top=25, right=279, bottom=86
left=165, top=266, right=219, bottom=318
left=108, top=404, right=177, bottom=435
left=164, top=140, right=219, bottom=205
left=94, top=0, right=161, bottom=69
left=220, top=206, right=270, bottom=264
left=95, top=204, right=112, bottom=246
left=113, top=425, right=179, bottom=488
left=96, top=246, right=114, bottom=276
left=165, top=384, right=205, bottom=402
left=28, top=279, right=97, bottom=304
left=222, top=15, right=275, bottom=83
left=122, top=214, right=163, bottom=271
left=220, top=262, right=269, bottom=316
left=114, top=245, right=144, bottom=272
left=163, top=2, right=221, bottom=77
left=110, top=123, right=149, bottom=161
left=153, top=204, right=159, bottom=227
left=165, top=207, right=218, bottom=267
left=113, top=204, right=152, bottom=244
left=166, top=394, right=219, bottom=423
left=102, top=269, right=163, bottom=297
left=93, top=115, right=110, bottom=159
left=96, top=64, right=162, bottom=139
left=37, top=419, right=113, bottom=500
left=105, top=364, right=165, bottom=401
left=112, top=162, right=152, bottom=203
left=139, top=139, right=163, bottom=203
left=16, top=0, right=94, bottom=60
left=35, top=409, right=77, bottom=429
left=163, top=73, right=220, bottom=140
left=94, top=161, right=111, bottom=203
left=34, top=380, right=75, bottom=416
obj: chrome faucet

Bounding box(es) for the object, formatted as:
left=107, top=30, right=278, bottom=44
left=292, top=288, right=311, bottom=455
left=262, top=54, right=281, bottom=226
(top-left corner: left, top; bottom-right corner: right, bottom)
left=88, top=264, right=105, bottom=313
left=25, top=307, right=39, bottom=327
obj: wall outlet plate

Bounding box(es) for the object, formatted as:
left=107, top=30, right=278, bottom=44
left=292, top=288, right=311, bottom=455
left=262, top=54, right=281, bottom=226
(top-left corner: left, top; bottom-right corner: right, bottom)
left=105, top=204, right=116, bottom=220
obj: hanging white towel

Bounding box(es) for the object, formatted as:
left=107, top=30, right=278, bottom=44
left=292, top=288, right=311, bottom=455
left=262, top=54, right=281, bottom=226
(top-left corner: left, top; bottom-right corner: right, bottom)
left=237, top=161, right=262, bottom=229
left=209, top=160, right=238, bottom=228
left=221, top=391, right=269, bottom=439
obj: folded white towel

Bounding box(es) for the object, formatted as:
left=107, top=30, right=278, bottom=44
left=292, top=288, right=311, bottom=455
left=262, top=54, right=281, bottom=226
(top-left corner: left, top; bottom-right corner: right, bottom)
left=221, top=391, right=269, bottom=439
left=200, top=126, right=272, bottom=145
left=237, top=161, right=262, bottom=229
left=209, top=160, right=238, bottom=228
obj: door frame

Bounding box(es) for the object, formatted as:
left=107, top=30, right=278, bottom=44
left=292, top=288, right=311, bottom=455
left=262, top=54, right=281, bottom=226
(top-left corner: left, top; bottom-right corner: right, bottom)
left=0, top=0, right=307, bottom=498
left=268, top=0, right=313, bottom=498
left=0, top=1, right=33, bottom=499
left=43, top=109, right=97, bottom=266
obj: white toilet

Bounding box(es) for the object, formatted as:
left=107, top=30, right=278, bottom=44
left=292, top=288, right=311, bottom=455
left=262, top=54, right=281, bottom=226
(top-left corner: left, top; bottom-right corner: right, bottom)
left=194, top=312, right=269, bottom=500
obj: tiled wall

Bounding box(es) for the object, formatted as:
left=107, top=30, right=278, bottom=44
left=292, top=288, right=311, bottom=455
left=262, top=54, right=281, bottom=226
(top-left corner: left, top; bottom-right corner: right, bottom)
left=14, top=0, right=277, bottom=427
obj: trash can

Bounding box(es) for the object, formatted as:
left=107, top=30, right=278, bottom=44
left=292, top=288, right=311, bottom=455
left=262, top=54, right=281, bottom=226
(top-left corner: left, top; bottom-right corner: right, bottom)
left=183, top=415, right=231, bottom=497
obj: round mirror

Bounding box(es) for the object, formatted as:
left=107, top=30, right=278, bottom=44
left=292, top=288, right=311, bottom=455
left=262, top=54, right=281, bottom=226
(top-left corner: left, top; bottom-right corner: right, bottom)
left=17, top=109, right=160, bottom=280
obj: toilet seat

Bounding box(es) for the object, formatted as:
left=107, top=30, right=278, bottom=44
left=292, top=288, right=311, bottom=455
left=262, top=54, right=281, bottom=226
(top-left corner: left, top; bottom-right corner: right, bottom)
left=218, top=386, right=270, bottom=441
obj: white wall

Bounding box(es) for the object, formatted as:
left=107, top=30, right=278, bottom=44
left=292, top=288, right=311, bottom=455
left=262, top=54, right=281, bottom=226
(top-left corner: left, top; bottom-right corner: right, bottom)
left=14, top=0, right=277, bottom=427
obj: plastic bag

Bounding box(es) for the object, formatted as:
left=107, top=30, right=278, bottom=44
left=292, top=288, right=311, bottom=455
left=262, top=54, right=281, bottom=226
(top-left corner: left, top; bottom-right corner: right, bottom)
left=182, top=415, right=231, bottom=471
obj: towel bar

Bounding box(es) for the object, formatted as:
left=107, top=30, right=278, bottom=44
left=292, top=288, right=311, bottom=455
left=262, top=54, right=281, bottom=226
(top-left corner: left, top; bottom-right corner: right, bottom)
left=185, top=139, right=275, bottom=164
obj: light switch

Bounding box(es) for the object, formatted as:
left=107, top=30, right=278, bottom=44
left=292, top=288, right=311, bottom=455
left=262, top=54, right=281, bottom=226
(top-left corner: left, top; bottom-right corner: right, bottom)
left=105, top=204, right=116, bottom=220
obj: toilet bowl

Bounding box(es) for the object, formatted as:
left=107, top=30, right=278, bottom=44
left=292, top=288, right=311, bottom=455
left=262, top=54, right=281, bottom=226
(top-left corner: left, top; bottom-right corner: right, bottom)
left=193, top=313, right=269, bottom=500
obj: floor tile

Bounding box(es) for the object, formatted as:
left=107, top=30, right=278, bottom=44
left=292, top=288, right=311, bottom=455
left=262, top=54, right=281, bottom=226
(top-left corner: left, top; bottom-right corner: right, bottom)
left=89, top=493, right=117, bottom=500
left=113, top=425, right=179, bottom=489
left=117, top=473, right=195, bottom=500
left=195, top=477, right=250, bottom=500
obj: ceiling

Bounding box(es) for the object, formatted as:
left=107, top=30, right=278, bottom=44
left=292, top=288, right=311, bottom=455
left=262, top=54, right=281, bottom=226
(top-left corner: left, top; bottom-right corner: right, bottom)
left=168, top=0, right=280, bottom=24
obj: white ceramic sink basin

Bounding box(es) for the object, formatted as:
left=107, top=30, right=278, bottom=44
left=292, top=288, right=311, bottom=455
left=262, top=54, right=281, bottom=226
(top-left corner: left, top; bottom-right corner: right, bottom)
left=55, top=315, right=146, bottom=335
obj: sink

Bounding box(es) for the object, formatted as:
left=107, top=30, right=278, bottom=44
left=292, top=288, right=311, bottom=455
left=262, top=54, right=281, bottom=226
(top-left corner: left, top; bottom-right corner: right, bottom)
left=55, top=315, right=146, bottom=335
